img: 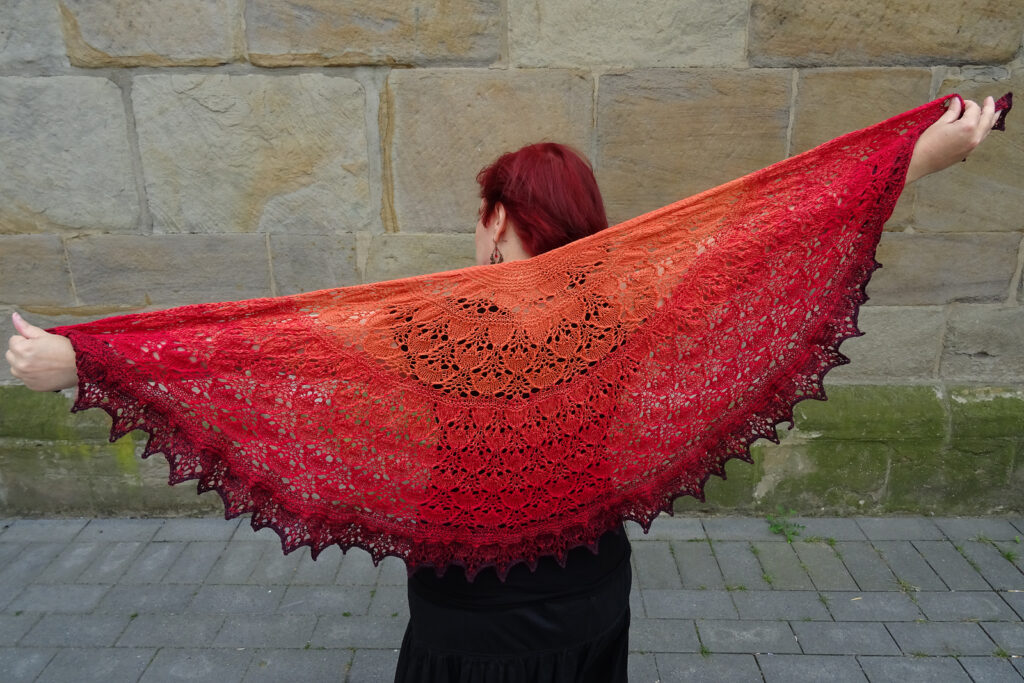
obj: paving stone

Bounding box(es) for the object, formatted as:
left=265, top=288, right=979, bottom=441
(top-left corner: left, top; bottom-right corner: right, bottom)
left=857, top=518, right=944, bottom=541
left=95, top=584, right=198, bottom=614
left=277, top=586, right=372, bottom=616
left=886, top=622, right=998, bottom=656
left=231, top=523, right=281, bottom=544
left=934, top=518, right=1024, bottom=541
left=655, top=653, right=762, bottom=682
left=916, top=591, right=1018, bottom=622
left=310, top=616, right=406, bottom=650
left=858, top=655, right=972, bottom=681
left=636, top=516, right=705, bottom=541
left=758, top=653, right=867, bottom=682
left=153, top=518, right=240, bottom=542
left=627, top=652, right=660, bottom=682
left=1001, top=591, right=1024, bottom=620
left=630, top=580, right=644, bottom=618
left=696, top=619, right=801, bottom=654
left=346, top=648, right=400, bottom=683
left=20, top=613, right=131, bottom=647
left=117, top=613, right=224, bottom=648
left=292, top=547, right=343, bottom=585
left=378, top=556, right=408, bottom=586
left=873, top=541, right=948, bottom=591
left=139, top=648, right=251, bottom=683
left=119, top=541, right=187, bottom=584
left=206, top=542, right=266, bottom=584
left=793, top=518, right=867, bottom=541
left=792, top=621, right=900, bottom=655
left=913, top=540, right=992, bottom=591
left=244, top=544, right=301, bottom=585
left=0, top=544, right=65, bottom=586
left=242, top=647, right=354, bottom=683
left=7, top=584, right=109, bottom=614
left=981, top=622, right=1024, bottom=656
left=642, top=589, right=737, bottom=620
left=163, top=541, right=227, bottom=584
left=711, top=541, right=771, bottom=590
left=823, top=592, right=922, bottom=622
left=794, top=541, right=859, bottom=591
left=629, top=618, right=699, bottom=652
left=0, top=613, right=40, bottom=645
left=76, top=519, right=163, bottom=542
left=838, top=542, right=901, bottom=591
left=994, top=543, right=1024, bottom=574
left=731, top=590, right=831, bottom=621
left=77, top=541, right=144, bottom=583
left=958, top=656, right=1024, bottom=683
left=671, top=540, right=725, bottom=589
left=214, top=614, right=316, bottom=649
left=0, top=647, right=56, bottom=682
left=0, top=520, right=87, bottom=543
left=37, top=647, right=155, bottom=683
left=336, top=550, right=381, bottom=585
left=368, top=586, right=409, bottom=619
left=0, top=0, right=68, bottom=68
left=960, top=541, right=1024, bottom=591
left=633, top=542, right=683, bottom=589
left=36, top=542, right=103, bottom=583
left=704, top=518, right=779, bottom=541
left=753, top=541, right=815, bottom=590
left=188, top=585, right=282, bottom=614
left=1016, top=657, right=1024, bottom=677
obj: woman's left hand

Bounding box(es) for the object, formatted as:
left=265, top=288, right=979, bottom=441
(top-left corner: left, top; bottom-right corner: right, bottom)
left=5, top=312, right=78, bottom=392
left=905, top=96, right=1000, bottom=183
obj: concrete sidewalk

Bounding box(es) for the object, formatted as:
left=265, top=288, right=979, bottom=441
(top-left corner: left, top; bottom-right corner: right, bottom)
left=0, top=516, right=1022, bottom=682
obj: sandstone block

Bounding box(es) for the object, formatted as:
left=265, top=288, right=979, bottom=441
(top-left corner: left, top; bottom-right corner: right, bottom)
left=867, top=233, right=1019, bottom=305
left=827, top=306, right=945, bottom=381
left=388, top=70, right=592, bottom=232
left=509, top=0, right=746, bottom=68
left=66, top=234, right=272, bottom=307
left=269, top=234, right=360, bottom=295
left=749, top=0, right=1024, bottom=66
left=245, top=0, right=500, bottom=67
left=364, top=233, right=475, bottom=283
left=0, top=235, right=74, bottom=307
left=596, top=69, right=790, bottom=225
left=0, top=0, right=69, bottom=67
left=133, top=74, right=374, bottom=234
left=59, top=0, right=242, bottom=67
left=940, top=304, right=1024, bottom=381
left=914, top=73, right=1024, bottom=233
left=0, top=76, right=138, bottom=233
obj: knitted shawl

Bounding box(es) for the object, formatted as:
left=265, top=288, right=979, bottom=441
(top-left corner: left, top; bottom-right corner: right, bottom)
left=51, top=94, right=1012, bottom=579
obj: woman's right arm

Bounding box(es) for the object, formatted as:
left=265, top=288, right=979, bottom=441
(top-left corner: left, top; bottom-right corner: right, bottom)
left=905, top=96, right=999, bottom=184
left=5, top=312, right=78, bottom=392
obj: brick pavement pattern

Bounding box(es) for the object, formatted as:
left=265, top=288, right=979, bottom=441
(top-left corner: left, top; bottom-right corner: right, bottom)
left=1, top=516, right=1022, bottom=682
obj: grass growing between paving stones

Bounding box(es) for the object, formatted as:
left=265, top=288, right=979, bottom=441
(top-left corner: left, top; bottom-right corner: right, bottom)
left=765, top=507, right=804, bottom=542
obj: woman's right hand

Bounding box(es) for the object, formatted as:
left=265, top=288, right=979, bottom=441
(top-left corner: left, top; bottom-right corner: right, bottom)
left=5, top=312, right=79, bottom=392
left=905, top=96, right=1000, bottom=183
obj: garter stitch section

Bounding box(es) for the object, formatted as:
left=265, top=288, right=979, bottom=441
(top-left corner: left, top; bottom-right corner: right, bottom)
left=51, top=94, right=1012, bottom=579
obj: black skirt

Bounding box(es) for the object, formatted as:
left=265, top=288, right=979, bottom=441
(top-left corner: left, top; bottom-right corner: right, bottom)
left=395, top=527, right=632, bottom=683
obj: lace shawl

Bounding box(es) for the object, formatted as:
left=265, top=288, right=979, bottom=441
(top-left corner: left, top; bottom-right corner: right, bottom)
left=50, top=94, right=1012, bottom=579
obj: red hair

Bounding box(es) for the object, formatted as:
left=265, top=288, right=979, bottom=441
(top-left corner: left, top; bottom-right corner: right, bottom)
left=477, top=143, right=608, bottom=256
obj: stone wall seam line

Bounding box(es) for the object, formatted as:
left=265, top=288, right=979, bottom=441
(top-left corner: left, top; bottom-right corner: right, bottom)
left=743, top=0, right=753, bottom=67
left=233, top=0, right=248, bottom=65
left=60, top=235, right=81, bottom=308
left=498, top=0, right=510, bottom=68
left=378, top=73, right=398, bottom=234
left=117, top=72, right=153, bottom=234
left=265, top=233, right=277, bottom=298
left=1008, top=233, right=1024, bottom=305
left=353, top=66, right=388, bottom=235
left=786, top=68, right=798, bottom=158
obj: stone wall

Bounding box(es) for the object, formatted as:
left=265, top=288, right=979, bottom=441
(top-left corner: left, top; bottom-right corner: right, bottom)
left=1, top=1, right=1022, bottom=515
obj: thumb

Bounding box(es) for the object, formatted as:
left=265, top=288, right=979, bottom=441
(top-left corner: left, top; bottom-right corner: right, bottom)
left=940, top=96, right=963, bottom=122
left=12, top=312, right=45, bottom=339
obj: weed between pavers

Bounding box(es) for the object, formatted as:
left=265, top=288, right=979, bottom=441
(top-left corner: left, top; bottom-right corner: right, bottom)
left=765, top=507, right=804, bottom=543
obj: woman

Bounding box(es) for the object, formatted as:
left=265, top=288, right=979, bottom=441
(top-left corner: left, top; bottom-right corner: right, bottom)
left=5, top=95, right=1003, bottom=682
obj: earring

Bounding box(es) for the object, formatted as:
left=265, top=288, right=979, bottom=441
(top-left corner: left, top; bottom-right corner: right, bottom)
left=489, top=243, right=503, bottom=265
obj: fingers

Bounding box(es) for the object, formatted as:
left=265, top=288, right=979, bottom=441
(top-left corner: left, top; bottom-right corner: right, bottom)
left=961, top=98, right=982, bottom=128
left=941, top=96, right=963, bottom=122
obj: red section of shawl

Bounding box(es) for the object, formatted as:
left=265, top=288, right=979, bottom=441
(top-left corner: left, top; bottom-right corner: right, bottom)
left=51, top=94, right=1011, bottom=580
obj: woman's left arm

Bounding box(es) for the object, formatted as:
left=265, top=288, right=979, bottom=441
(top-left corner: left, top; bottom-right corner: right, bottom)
left=905, top=96, right=1000, bottom=184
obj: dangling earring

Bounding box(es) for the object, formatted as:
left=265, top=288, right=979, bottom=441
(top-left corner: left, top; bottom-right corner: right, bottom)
left=489, top=243, right=503, bottom=265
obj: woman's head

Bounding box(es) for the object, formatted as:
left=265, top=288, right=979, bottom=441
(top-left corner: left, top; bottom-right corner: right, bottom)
left=475, top=143, right=607, bottom=265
